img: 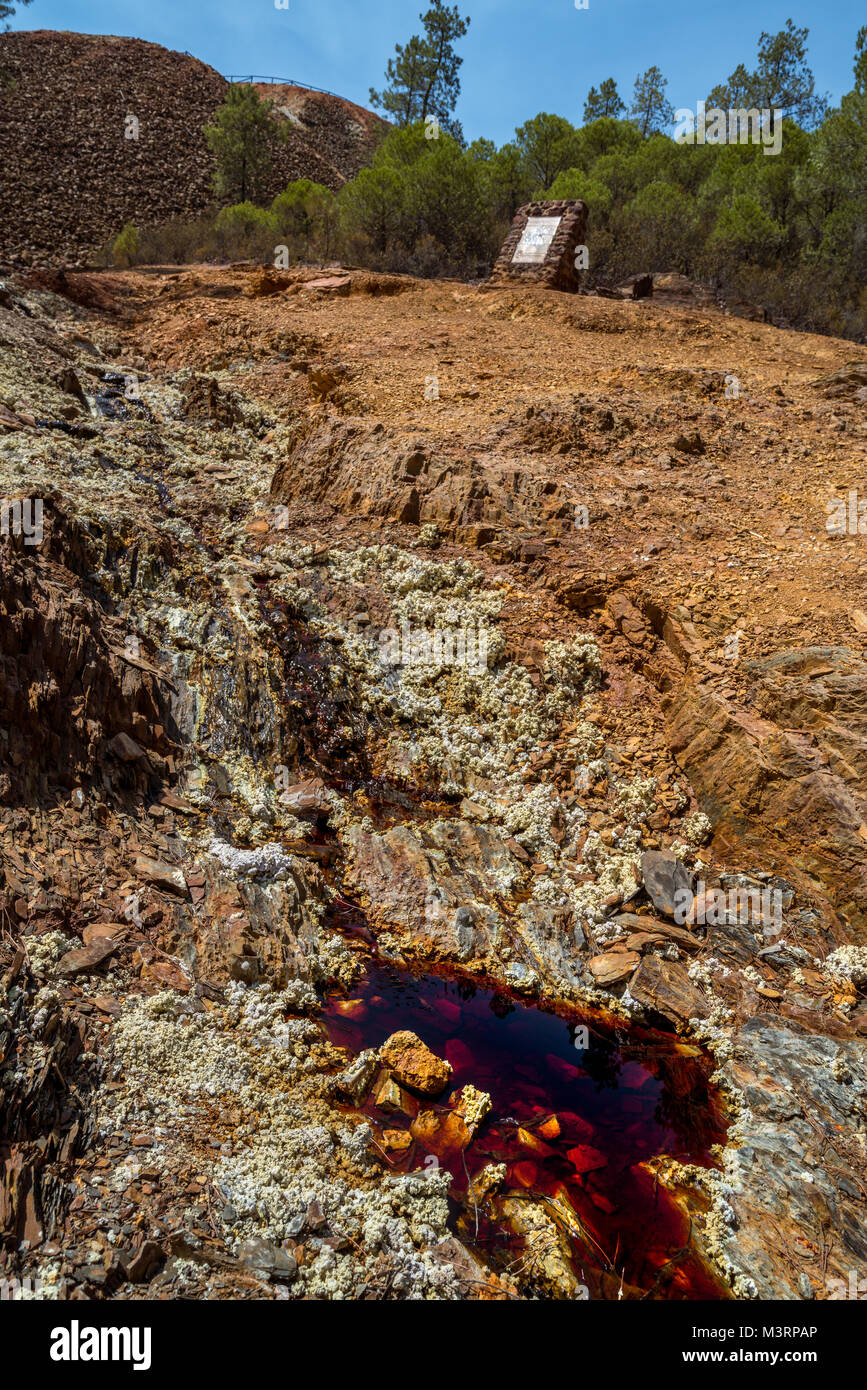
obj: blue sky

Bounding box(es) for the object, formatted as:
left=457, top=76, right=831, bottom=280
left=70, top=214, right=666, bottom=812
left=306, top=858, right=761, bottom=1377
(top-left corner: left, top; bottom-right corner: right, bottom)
left=7, top=0, right=864, bottom=143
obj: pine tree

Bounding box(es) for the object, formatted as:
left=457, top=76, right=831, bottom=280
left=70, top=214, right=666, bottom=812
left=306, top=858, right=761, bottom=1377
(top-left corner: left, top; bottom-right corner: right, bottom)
left=583, top=78, right=625, bottom=123
left=630, top=67, right=674, bottom=137
left=515, top=113, right=581, bottom=189
left=370, top=2, right=470, bottom=140
left=1, top=0, right=33, bottom=29
left=204, top=84, right=286, bottom=205
left=856, top=26, right=867, bottom=95
left=708, top=20, right=828, bottom=128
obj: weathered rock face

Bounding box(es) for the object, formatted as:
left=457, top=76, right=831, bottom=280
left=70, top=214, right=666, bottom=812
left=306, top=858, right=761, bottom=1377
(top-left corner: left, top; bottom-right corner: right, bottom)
left=269, top=409, right=604, bottom=546
left=250, top=83, right=387, bottom=184
left=0, top=502, right=178, bottom=804
left=710, top=1015, right=867, bottom=1300
left=664, top=647, right=867, bottom=939
left=162, top=854, right=332, bottom=990
left=343, top=816, right=595, bottom=999
left=0, top=950, right=94, bottom=1250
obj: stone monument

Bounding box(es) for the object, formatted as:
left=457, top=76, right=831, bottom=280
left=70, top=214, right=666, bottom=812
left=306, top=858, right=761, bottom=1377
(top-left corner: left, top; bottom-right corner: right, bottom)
left=487, top=199, right=588, bottom=293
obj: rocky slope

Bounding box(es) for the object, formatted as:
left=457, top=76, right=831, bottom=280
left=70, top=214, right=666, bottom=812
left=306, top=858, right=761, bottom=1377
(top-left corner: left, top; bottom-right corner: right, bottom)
left=0, top=261, right=865, bottom=1301
left=0, top=32, right=387, bottom=266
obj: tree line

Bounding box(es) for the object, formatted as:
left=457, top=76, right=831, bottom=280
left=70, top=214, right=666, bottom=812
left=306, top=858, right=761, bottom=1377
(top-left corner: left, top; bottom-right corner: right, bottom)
left=112, top=8, right=866, bottom=341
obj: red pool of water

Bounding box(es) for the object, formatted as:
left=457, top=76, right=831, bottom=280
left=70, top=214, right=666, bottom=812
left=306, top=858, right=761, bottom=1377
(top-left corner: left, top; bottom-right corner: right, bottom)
left=323, top=955, right=730, bottom=1299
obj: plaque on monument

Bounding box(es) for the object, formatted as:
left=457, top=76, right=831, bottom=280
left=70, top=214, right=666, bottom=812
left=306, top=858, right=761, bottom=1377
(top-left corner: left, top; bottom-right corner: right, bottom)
left=511, top=215, right=562, bottom=265
left=488, top=199, right=588, bottom=292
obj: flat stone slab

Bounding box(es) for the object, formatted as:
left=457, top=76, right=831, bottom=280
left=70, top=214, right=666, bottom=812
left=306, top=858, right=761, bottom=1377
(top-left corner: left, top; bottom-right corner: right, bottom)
left=640, top=850, right=693, bottom=917
left=629, top=955, right=710, bottom=1026
left=512, top=215, right=563, bottom=265
left=587, top=950, right=640, bottom=987
left=303, top=275, right=351, bottom=294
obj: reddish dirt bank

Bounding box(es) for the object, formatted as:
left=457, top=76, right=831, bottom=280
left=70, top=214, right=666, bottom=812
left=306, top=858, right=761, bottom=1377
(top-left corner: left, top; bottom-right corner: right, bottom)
left=0, top=260, right=864, bottom=1301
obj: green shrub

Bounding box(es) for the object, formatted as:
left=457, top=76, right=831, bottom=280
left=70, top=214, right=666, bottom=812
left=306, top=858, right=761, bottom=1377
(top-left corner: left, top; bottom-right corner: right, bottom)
left=214, top=201, right=276, bottom=237
left=338, top=122, right=493, bottom=275
left=213, top=202, right=278, bottom=259
left=620, top=180, right=701, bottom=272
left=708, top=194, right=785, bottom=267
left=272, top=181, right=339, bottom=260
left=112, top=222, right=141, bottom=267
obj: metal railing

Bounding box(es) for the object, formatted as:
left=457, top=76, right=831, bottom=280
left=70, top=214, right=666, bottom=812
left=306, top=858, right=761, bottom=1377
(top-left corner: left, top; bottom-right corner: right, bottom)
left=223, top=74, right=347, bottom=100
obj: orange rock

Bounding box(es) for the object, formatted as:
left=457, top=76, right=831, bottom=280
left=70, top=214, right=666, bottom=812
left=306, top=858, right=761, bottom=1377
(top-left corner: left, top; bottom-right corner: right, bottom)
left=373, top=1071, right=418, bottom=1117
left=444, top=1037, right=474, bottom=1072
left=558, top=1111, right=597, bottom=1141
left=433, top=998, right=462, bottom=1026
left=91, top=995, right=121, bottom=1017
left=55, top=939, right=119, bottom=976
left=587, top=951, right=640, bottom=986
left=381, top=1129, right=413, bottom=1152
left=82, top=922, right=127, bottom=945
left=141, top=958, right=192, bottom=993
left=380, top=1030, right=452, bottom=1096
left=545, top=1053, right=582, bottom=1083
left=517, top=1127, right=555, bottom=1158
left=587, top=1187, right=617, bottom=1215
left=304, top=275, right=351, bottom=295
left=511, top=1161, right=538, bottom=1188
left=410, top=1109, right=471, bottom=1157
left=537, top=1115, right=561, bottom=1141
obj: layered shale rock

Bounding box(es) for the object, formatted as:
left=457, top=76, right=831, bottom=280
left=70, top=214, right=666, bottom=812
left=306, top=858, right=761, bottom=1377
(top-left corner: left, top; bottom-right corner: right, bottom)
left=0, top=500, right=178, bottom=804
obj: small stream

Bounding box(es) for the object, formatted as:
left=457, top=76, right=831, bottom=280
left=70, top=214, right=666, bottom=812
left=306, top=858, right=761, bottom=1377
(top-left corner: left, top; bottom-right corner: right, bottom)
left=323, top=941, right=730, bottom=1300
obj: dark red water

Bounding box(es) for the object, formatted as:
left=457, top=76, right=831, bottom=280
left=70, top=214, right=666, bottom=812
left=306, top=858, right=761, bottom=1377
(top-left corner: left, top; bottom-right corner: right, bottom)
left=323, top=956, right=730, bottom=1299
